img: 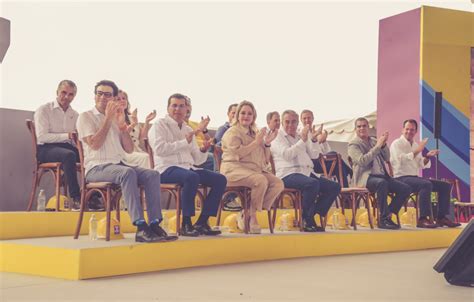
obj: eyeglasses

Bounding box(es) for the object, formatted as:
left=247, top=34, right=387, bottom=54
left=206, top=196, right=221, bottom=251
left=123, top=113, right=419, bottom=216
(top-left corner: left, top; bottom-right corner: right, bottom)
left=96, top=91, right=113, bottom=98
left=169, top=104, right=187, bottom=110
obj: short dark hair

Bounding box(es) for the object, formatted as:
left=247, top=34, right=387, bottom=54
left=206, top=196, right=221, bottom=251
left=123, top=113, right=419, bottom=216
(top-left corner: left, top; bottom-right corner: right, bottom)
left=57, top=80, right=77, bottom=93
left=354, top=117, right=369, bottom=128
left=227, top=103, right=238, bottom=114
left=94, top=80, right=119, bottom=96
left=403, top=119, right=418, bottom=130
left=167, top=93, right=187, bottom=107
left=300, top=109, right=313, bottom=118
left=266, top=111, right=279, bottom=123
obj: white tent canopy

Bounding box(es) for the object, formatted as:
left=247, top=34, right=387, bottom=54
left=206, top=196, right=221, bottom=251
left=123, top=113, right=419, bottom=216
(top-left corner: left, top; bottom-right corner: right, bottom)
left=323, top=111, right=377, bottom=143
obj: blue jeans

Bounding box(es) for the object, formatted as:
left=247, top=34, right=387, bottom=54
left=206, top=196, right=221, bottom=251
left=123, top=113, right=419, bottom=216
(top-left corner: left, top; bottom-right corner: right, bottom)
left=161, top=166, right=227, bottom=217
left=282, top=173, right=341, bottom=219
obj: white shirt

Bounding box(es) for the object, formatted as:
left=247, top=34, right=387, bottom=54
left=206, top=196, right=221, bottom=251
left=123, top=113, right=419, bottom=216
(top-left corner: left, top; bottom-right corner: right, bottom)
left=270, top=129, right=318, bottom=179
left=149, top=114, right=207, bottom=173
left=34, top=101, right=78, bottom=144
left=76, top=107, right=128, bottom=174
left=390, top=135, right=431, bottom=178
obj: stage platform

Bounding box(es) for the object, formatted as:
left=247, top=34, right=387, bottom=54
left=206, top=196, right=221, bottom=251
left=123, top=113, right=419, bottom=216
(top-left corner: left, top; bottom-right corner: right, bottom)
left=0, top=209, right=465, bottom=280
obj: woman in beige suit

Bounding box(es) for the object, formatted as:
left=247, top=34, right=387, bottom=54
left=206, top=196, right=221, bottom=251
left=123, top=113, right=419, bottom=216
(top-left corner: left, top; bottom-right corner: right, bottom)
left=220, top=101, right=284, bottom=233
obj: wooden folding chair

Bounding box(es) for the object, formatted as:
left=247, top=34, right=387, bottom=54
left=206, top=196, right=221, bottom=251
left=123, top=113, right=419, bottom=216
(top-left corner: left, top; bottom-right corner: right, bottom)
left=321, top=153, right=374, bottom=230
left=446, top=178, right=473, bottom=223
left=26, top=119, right=66, bottom=211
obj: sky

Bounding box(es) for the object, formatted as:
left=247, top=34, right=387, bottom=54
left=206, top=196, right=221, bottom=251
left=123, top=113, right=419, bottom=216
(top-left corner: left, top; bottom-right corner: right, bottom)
left=0, top=0, right=472, bottom=128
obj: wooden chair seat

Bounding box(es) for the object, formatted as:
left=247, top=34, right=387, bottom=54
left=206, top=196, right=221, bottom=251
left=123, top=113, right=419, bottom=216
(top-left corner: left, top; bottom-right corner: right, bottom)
left=86, top=182, right=115, bottom=189
left=38, top=162, right=62, bottom=169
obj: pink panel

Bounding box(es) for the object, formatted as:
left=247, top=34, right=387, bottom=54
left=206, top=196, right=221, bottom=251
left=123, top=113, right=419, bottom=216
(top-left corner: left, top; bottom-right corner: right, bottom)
left=377, top=8, right=421, bottom=145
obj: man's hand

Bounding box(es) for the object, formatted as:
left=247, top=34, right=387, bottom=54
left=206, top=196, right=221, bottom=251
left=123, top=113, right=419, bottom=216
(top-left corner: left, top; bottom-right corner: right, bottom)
left=311, top=124, right=323, bottom=141
left=105, top=101, right=118, bottom=121
left=200, top=138, right=212, bottom=152
left=301, top=125, right=310, bottom=142
left=376, top=131, right=389, bottom=148
left=426, top=149, right=439, bottom=157
left=68, top=131, right=78, bottom=141
left=197, top=116, right=211, bottom=132
left=265, top=129, right=278, bottom=145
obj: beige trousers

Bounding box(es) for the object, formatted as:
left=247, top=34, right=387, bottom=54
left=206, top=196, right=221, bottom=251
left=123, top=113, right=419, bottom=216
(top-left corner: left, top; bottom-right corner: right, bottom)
left=228, top=172, right=284, bottom=213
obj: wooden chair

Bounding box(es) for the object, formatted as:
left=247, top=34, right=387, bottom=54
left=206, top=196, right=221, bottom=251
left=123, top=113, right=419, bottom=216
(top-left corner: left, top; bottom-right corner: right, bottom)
left=73, top=135, right=122, bottom=241
left=446, top=178, right=473, bottom=223
left=213, top=145, right=274, bottom=233
left=143, top=138, right=206, bottom=235
left=268, top=155, right=303, bottom=231
left=322, top=153, right=374, bottom=230
left=26, top=119, right=66, bottom=211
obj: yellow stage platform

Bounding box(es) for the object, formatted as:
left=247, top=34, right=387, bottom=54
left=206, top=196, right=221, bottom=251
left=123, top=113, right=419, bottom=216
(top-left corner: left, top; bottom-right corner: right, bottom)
left=0, top=211, right=465, bottom=280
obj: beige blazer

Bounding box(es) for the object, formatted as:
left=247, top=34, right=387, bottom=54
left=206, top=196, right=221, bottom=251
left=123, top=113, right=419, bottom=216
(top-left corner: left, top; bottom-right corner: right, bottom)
left=347, top=136, right=390, bottom=187
left=220, top=124, right=271, bottom=182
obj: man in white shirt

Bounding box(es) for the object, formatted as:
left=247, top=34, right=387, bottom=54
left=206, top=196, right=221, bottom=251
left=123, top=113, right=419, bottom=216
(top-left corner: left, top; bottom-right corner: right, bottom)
left=271, top=110, right=341, bottom=231
left=300, top=109, right=352, bottom=187
left=390, top=119, right=460, bottom=228
left=34, top=80, right=91, bottom=210
left=150, top=93, right=227, bottom=237
left=77, top=80, right=177, bottom=243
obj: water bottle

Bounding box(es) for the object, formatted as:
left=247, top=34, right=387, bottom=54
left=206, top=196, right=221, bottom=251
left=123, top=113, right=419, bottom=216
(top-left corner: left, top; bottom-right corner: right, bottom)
left=89, top=214, right=98, bottom=240
left=37, top=190, right=46, bottom=211
left=280, top=213, right=289, bottom=232
left=332, top=210, right=339, bottom=230
left=162, top=215, right=169, bottom=232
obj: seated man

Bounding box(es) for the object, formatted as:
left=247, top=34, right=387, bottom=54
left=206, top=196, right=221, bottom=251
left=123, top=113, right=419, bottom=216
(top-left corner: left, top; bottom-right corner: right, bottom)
left=390, top=119, right=460, bottom=228
left=300, top=109, right=352, bottom=187
left=348, top=117, right=411, bottom=230
left=150, top=93, right=227, bottom=237
left=184, top=97, right=215, bottom=171
left=34, top=80, right=101, bottom=210
left=266, top=111, right=280, bottom=132
left=215, top=103, right=238, bottom=146
left=271, top=110, right=341, bottom=232
left=77, top=80, right=176, bottom=243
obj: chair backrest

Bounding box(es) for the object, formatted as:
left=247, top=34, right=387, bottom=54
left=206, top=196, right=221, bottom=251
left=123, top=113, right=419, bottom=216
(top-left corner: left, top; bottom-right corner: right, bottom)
left=26, top=119, right=39, bottom=165
left=213, top=145, right=223, bottom=171
left=143, top=138, right=155, bottom=169
left=443, top=178, right=464, bottom=203
left=319, top=153, right=344, bottom=186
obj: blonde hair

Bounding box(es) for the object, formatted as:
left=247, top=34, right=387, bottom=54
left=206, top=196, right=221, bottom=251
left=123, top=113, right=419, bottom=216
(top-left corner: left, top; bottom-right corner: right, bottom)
left=234, top=100, right=258, bottom=135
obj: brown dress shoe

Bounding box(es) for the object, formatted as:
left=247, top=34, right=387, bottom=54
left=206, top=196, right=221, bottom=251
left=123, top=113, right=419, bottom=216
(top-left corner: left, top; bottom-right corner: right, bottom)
left=416, top=217, right=437, bottom=228
left=436, top=217, right=461, bottom=228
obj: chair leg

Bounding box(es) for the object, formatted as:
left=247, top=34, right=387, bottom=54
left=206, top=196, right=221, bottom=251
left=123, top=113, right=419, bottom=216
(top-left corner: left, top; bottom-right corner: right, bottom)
left=175, top=191, right=181, bottom=235
left=55, top=168, right=62, bottom=211
left=267, top=210, right=273, bottom=234
left=74, top=189, right=88, bottom=239
left=364, top=193, right=374, bottom=229
left=216, top=198, right=224, bottom=226
left=351, top=193, right=357, bottom=230
left=27, top=168, right=41, bottom=211
left=106, top=187, right=112, bottom=241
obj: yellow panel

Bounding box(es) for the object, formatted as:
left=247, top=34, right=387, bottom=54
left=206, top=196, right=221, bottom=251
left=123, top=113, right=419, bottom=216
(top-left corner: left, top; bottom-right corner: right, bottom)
left=0, top=243, right=80, bottom=280
left=421, top=43, right=470, bottom=115
left=422, top=6, right=474, bottom=46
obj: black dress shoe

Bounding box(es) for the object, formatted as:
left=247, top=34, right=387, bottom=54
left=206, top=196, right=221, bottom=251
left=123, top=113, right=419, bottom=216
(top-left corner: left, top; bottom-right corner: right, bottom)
left=302, top=220, right=321, bottom=232
left=135, top=225, right=166, bottom=243
left=194, top=223, right=221, bottom=236
left=150, top=223, right=178, bottom=241
left=378, top=217, right=399, bottom=230
left=180, top=223, right=200, bottom=237
left=417, top=217, right=438, bottom=228
left=436, top=217, right=461, bottom=228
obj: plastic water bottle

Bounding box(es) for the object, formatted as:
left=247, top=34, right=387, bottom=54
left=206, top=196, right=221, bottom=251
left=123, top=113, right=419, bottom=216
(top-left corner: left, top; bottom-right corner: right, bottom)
left=332, top=210, right=339, bottom=230
left=280, top=213, right=289, bottom=232
left=162, top=215, right=169, bottom=232
left=37, top=190, right=46, bottom=211
left=89, top=214, right=98, bottom=240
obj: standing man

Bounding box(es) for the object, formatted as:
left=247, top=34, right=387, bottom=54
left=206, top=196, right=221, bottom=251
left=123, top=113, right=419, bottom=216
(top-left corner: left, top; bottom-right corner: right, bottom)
left=34, top=80, right=101, bottom=210
left=76, top=80, right=176, bottom=243
left=348, top=117, right=411, bottom=230
left=390, top=119, right=460, bottom=228
left=271, top=110, right=341, bottom=231
left=150, top=93, right=227, bottom=237
left=300, top=109, right=352, bottom=187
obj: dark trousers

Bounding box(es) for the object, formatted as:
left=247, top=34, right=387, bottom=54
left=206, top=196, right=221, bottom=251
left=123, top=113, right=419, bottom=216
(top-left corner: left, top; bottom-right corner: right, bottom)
left=283, top=173, right=341, bottom=219
left=366, top=175, right=411, bottom=219
left=161, top=166, right=227, bottom=217
left=312, top=155, right=352, bottom=187
left=396, top=176, right=451, bottom=218
left=37, top=143, right=80, bottom=200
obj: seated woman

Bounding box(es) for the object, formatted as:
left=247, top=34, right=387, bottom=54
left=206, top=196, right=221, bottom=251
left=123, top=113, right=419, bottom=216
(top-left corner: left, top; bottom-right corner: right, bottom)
left=117, top=90, right=156, bottom=168
left=220, top=101, right=284, bottom=234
